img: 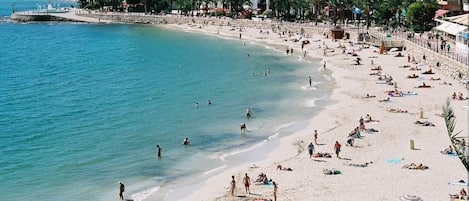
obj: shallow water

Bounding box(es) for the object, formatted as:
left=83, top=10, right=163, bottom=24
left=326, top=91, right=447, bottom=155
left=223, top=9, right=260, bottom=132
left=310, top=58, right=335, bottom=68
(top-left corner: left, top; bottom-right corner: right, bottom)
left=0, top=2, right=333, bottom=201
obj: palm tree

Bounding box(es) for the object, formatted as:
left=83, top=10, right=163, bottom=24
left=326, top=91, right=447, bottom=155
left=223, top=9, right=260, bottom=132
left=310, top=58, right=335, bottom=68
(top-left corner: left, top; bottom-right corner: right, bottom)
left=443, top=98, right=468, bottom=172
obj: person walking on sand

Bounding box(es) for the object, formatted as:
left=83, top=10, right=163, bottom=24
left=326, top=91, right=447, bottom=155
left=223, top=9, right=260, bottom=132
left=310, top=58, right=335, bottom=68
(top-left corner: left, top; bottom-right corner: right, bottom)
left=230, top=175, right=236, bottom=196
left=243, top=173, right=251, bottom=194
left=118, top=181, right=125, bottom=200
left=308, top=142, right=315, bottom=158
left=273, top=181, right=278, bottom=201
left=314, top=130, right=318, bottom=145
left=156, top=144, right=162, bottom=157
left=334, top=141, right=342, bottom=158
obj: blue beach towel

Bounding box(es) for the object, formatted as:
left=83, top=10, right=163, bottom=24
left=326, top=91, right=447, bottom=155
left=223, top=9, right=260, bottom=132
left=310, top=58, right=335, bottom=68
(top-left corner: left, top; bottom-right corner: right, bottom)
left=385, top=157, right=402, bottom=163
left=448, top=181, right=469, bottom=186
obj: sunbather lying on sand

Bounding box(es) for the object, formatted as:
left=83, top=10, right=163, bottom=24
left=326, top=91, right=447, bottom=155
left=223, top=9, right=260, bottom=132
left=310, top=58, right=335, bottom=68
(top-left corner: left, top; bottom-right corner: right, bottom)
left=441, top=81, right=452, bottom=86
left=409, top=67, right=421, bottom=71
left=379, top=97, right=391, bottom=102
left=364, top=114, right=379, bottom=122
left=370, top=71, right=382, bottom=76
left=365, top=128, right=379, bottom=132
left=429, top=77, right=440, bottom=80
left=440, top=145, right=454, bottom=154
left=387, top=108, right=408, bottom=113
left=348, top=161, right=372, bottom=167
left=276, top=164, right=293, bottom=171
left=313, top=152, right=332, bottom=158
left=416, top=82, right=431, bottom=88
left=363, top=94, right=376, bottom=98
left=255, top=173, right=271, bottom=185
left=407, top=74, right=419, bottom=78
left=323, top=168, right=341, bottom=175
left=422, top=68, right=434, bottom=74
left=371, top=66, right=382, bottom=70
left=252, top=198, right=272, bottom=201
left=449, top=188, right=467, bottom=199
left=402, top=163, right=428, bottom=170
left=414, top=120, right=435, bottom=126
left=453, top=92, right=469, bottom=100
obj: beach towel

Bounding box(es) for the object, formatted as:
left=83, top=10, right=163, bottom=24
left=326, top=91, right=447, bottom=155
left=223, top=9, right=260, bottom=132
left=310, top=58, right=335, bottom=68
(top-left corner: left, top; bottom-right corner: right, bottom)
left=403, top=91, right=418, bottom=95
left=399, top=194, right=423, bottom=201
left=441, top=151, right=457, bottom=156
left=323, top=169, right=341, bottom=175
left=385, top=157, right=402, bottom=163
left=390, top=93, right=404, bottom=97
left=448, top=181, right=469, bottom=186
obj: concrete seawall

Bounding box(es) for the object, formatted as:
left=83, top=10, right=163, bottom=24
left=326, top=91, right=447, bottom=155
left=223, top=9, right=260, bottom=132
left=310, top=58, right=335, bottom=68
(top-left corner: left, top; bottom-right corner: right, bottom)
left=11, top=13, right=74, bottom=22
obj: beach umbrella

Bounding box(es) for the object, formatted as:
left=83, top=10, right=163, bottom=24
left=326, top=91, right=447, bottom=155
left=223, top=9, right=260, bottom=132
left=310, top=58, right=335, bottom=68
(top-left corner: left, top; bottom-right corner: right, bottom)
left=389, top=47, right=399, bottom=52
left=399, top=194, right=423, bottom=201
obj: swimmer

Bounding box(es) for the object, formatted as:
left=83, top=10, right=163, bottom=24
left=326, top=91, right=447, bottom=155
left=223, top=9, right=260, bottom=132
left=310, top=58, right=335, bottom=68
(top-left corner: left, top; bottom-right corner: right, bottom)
left=182, top=138, right=190, bottom=145
left=240, top=123, right=246, bottom=132
left=246, top=108, right=252, bottom=119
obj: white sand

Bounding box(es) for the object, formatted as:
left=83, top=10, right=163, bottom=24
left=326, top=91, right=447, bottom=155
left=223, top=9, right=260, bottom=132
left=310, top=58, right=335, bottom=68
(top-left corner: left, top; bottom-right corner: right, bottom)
left=156, top=19, right=468, bottom=201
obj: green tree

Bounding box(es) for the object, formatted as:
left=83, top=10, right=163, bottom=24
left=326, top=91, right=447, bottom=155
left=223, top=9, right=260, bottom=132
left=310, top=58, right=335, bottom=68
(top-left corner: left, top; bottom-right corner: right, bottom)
left=406, top=0, right=436, bottom=32
left=443, top=99, right=469, bottom=172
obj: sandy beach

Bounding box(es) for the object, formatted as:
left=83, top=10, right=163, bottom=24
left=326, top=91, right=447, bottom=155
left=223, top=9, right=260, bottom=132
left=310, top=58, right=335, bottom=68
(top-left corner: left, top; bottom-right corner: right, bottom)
left=155, top=18, right=468, bottom=201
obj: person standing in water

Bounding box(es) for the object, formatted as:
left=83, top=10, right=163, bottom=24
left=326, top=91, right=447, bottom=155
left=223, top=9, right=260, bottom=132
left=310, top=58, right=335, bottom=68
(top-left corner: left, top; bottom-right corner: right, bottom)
left=182, top=138, right=190, bottom=145
left=118, top=181, right=125, bottom=200
left=156, top=144, right=162, bottom=157
left=240, top=123, right=247, bottom=133
left=246, top=108, right=252, bottom=119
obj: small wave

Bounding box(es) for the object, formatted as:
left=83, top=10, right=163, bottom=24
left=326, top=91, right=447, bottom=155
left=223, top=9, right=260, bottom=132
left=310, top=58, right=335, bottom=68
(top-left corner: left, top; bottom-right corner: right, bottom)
left=268, top=132, right=280, bottom=140
left=211, top=139, right=268, bottom=161
left=131, top=186, right=160, bottom=201
left=203, top=165, right=227, bottom=175
left=305, top=95, right=328, bottom=107
left=273, top=122, right=296, bottom=133
left=301, top=85, right=318, bottom=91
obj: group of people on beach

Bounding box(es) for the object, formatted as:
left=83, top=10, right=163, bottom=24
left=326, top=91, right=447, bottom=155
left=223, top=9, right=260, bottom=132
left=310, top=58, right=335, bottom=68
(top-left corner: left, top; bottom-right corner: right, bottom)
left=452, top=92, right=467, bottom=100
left=230, top=173, right=278, bottom=201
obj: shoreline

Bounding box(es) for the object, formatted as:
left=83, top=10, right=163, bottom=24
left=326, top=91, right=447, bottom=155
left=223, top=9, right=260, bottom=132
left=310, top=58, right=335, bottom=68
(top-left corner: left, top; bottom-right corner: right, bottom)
left=146, top=19, right=468, bottom=201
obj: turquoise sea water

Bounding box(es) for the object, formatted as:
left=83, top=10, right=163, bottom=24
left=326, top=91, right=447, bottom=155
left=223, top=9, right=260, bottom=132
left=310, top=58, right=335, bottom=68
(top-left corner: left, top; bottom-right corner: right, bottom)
left=1, top=2, right=333, bottom=201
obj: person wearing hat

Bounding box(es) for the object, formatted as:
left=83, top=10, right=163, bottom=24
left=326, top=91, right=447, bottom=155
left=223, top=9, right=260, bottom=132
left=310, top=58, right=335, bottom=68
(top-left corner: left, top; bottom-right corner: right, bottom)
left=118, top=181, right=125, bottom=200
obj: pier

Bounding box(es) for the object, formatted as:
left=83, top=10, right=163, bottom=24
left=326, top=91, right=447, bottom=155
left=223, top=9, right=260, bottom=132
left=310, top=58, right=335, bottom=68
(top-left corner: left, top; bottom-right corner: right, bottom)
left=10, top=8, right=112, bottom=23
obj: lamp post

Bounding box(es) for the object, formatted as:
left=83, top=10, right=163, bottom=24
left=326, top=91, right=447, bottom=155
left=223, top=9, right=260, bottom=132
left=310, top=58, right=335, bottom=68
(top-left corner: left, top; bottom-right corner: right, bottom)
left=436, top=33, right=439, bottom=53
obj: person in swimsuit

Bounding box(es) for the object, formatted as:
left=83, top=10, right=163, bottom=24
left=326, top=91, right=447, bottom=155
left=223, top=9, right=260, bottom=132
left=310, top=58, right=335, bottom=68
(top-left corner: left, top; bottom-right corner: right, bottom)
left=243, top=173, right=250, bottom=194
left=230, top=175, right=236, bottom=196
left=118, top=181, right=125, bottom=200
